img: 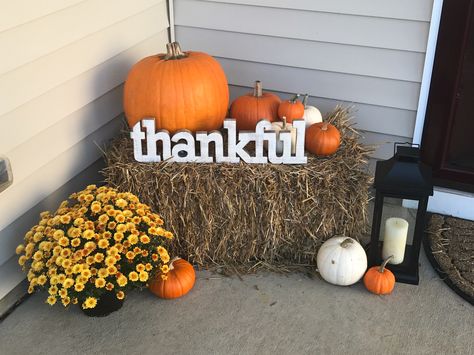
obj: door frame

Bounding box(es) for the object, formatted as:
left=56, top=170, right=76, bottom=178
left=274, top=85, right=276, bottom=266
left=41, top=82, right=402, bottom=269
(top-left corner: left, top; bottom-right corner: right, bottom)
left=409, top=0, right=474, bottom=221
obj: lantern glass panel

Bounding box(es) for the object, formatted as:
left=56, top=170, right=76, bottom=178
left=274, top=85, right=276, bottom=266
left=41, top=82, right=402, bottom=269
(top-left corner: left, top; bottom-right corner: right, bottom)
left=373, top=197, right=419, bottom=269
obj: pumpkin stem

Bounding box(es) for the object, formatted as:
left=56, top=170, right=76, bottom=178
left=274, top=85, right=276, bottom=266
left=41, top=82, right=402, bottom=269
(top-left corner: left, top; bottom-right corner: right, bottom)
left=321, top=122, right=329, bottom=131
left=282, top=116, right=287, bottom=129
left=379, top=255, right=393, bottom=273
left=290, top=94, right=300, bottom=103
left=340, top=238, right=354, bottom=248
left=169, top=256, right=181, bottom=271
left=302, top=94, right=309, bottom=107
left=164, top=42, right=188, bottom=60
left=254, top=81, right=263, bottom=97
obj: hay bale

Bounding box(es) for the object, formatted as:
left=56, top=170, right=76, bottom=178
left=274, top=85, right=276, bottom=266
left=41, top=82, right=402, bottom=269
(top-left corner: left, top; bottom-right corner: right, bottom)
left=102, top=107, right=373, bottom=273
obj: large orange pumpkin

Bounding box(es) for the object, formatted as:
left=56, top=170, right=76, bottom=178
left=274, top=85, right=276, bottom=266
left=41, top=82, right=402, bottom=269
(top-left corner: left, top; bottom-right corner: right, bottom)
left=149, top=258, right=195, bottom=299
left=124, top=42, right=229, bottom=133
left=229, top=80, right=281, bottom=130
left=305, top=122, right=341, bottom=156
left=277, top=94, right=304, bottom=123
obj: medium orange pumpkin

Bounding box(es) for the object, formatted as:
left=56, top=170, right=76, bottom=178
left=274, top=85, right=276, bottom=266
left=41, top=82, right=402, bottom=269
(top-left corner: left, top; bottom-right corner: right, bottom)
left=305, top=122, right=341, bottom=156
left=363, top=256, right=396, bottom=295
left=277, top=94, right=304, bottom=123
left=149, top=257, right=195, bottom=299
left=229, top=81, right=281, bottom=130
left=124, top=42, right=229, bottom=133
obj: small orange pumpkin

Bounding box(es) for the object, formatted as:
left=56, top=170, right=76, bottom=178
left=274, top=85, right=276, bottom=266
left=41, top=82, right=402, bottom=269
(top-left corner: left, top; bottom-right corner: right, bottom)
left=363, top=256, right=396, bottom=295
left=230, top=80, right=281, bottom=130
left=305, top=122, right=341, bottom=156
left=149, top=258, right=195, bottom=299
left=124, top=42, right=229, bottom=134
left=277, top=94, right=304, bottom=123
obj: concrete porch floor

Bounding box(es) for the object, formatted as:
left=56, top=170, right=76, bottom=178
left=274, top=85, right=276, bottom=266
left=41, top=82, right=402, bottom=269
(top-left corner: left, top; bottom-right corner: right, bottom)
left=0, top=200, right=473, bottom=355
left=0, top=250, right=472, bottom=355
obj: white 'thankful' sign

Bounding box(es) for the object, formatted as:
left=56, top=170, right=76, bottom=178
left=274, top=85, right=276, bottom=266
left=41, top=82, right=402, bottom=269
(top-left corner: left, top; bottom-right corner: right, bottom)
left=131, top=118, right=307, bottom=164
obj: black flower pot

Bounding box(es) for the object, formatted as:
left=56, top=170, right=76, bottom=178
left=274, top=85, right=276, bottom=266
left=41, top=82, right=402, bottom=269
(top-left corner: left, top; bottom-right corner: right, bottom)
left=81, top=292, right=124, bottom=317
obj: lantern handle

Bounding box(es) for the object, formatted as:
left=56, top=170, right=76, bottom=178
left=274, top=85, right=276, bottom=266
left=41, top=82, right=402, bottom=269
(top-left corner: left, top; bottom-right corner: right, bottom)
left=394, top=142, right=420, bottom=156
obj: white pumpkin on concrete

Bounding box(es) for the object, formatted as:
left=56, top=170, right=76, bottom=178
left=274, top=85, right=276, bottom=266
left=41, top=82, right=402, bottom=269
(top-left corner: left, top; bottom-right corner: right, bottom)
left=316, top=237, right=367, bottom=286
left=302, top=94, right=322, bottom=128
left=266, top=117, right=297, bottom=155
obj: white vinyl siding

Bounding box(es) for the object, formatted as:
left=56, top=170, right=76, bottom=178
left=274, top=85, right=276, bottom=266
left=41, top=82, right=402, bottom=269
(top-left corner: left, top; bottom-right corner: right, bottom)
left=174, top=0, right=434, bottom=159
left=0, top=0, right=170, bottom=266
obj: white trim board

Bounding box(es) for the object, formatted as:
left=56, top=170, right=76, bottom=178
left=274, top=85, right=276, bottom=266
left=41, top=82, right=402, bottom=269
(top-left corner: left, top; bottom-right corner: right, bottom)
left=413, top=0, right=444, bottom=145
left=404, top=188, right=474, bottom=221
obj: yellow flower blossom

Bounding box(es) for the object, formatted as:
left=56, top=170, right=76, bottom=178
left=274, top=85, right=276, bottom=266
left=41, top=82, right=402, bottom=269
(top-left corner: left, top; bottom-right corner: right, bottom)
left=151, top=254, right=159, bottom=262
left=95, top=278, right=106, bottom=288
left=60, top=248, right=72, bottom=258
left=116, top=224, right=127, bottom=233
left=48, top=286, right=58, bottom=295
left=90, top=202, right=101, bottom=213
left=97, top=239, right=109, bottom=249
left=94, top=253, right=105, bottom=263
left=33, top=232, right=43, bottom=243
left=117, top=275, right=128, bottom=287
left=116, top=291, right=125, bottom=300
left=18, top=255, right=27, bottom=266
left=37, top=275, right=47, bottom=285
left=107, top=265, right=117, bottom=275
left=60, top=215, right=71, bottom=224
left=106, top=282, right=114, bottom=291
left=58, top=274, right=66, bottom=283
left=63, top=278, right=74, bottom=289
left=161, top=265, right=170, bottom=274
left=86, top=256, right=95, bottom=265
left=123, top=210, right=133, bottom=218
left=164, top=231, right=173, bottom=239
left=55, top=256, right=64, bottom=266
left=105, top=256, right=117, bottom=266
left=71, top=238, right=81, bottom=248
left=115, top=198, right=128, bottom=209
left=115, top=214, right=126, bottom=224
left=145, top=263, right=153, bottom=272
left=61, top=297, right=71, bottom=307
left=128, top=272, right=139, bottom=282
left=157, top=246, right=166, bottom=255
left=84, top=241, right=96, bottom=250
left=139, top=235, right=150, bottom=244
left=46, top=296, right=57, bottom=306
left=72, top=298, right=78, bottom=304
left=82, top=230, right=95, bottom=240
left=98, top=214, right=109, bottom=224
left=81, top=269, right=92, bottom=278
left=58, top=237, right=69, bottom=247
left=98, top=268, right=109, bottom=278
left=61, top=259, right=72, bottom=269
left=74, top=283, right=85, bottom=292
left=82, top=297, right=97, bottom=309
left=16, top=244, right=25, bottom=254
left=128, top=235, right=138, bottom=245
left=136, top=264, right=145, bottom=273
left=160, top=274, right=168, bottom=281
left=139, top=271, right=148, bottom=282
left=72, top=264, right=83, bottom=274
left=160, top=254, right=170, bottom=263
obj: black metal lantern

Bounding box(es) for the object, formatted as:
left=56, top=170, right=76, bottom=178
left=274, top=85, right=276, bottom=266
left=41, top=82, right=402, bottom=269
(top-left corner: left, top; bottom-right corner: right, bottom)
left=368, top=144, right=433, bottom=285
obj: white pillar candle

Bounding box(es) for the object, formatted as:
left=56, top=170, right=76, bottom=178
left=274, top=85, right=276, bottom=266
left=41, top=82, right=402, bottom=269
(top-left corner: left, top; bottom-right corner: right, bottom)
left=382, top=217, right=409, bottom=264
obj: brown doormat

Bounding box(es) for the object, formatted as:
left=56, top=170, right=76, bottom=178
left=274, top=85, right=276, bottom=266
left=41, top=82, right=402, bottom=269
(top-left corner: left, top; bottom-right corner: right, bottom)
left=424, top=214, right=474, bottom=305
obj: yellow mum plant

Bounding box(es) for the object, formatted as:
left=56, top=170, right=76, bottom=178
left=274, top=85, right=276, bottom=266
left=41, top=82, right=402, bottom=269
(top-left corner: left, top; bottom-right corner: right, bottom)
left=16, top=185, right=173, bottom=310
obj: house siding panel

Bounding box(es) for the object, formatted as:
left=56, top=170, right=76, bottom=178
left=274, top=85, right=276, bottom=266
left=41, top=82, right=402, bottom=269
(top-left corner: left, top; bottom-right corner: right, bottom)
left=0, top=1, right=169, bottom=267
left=175, top=0, right=434, bottom=159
